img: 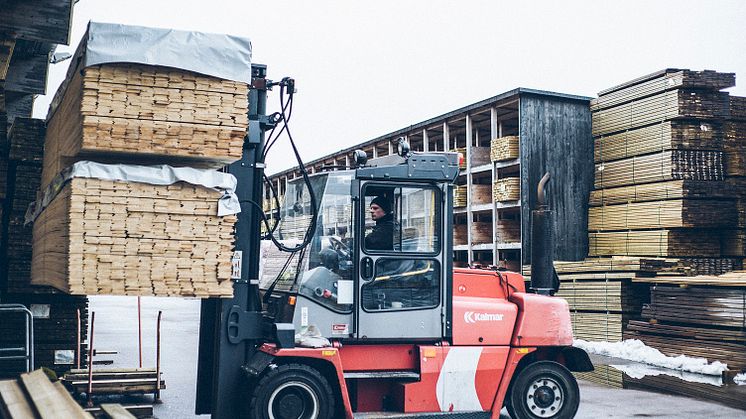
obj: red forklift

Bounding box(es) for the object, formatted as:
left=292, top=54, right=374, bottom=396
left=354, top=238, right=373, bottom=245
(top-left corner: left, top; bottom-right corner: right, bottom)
left=195, top=65, right=592, bottom=419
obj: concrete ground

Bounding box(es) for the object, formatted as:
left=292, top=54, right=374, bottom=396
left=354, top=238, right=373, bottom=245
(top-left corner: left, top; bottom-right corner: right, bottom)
left=87, top=296, right=745, bottom=418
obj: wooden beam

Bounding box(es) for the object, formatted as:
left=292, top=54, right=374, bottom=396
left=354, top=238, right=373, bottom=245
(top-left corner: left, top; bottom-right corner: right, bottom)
left=4, top=40, right=53, bottom=95
left=0, top=38, right=15, bottom=80
left=0, top=0, right=75, bottom=44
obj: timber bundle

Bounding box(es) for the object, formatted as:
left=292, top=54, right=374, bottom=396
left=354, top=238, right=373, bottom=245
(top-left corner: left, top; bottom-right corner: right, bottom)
left=27, top=24, right=248, bottom=298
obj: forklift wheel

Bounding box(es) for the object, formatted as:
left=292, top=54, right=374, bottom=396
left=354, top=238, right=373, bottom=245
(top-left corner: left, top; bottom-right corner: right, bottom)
left=507, top=361, right=579, bottom=419
left=249, top=363, right=335, bottom=419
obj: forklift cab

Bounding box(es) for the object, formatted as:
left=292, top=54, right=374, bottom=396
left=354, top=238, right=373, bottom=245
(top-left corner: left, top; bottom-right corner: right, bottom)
left=261, top=152, right=460, bottom=341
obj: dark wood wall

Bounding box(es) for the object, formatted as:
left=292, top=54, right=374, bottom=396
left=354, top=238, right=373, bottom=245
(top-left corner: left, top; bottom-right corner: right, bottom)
left=519, top=93, right=593, bottom=264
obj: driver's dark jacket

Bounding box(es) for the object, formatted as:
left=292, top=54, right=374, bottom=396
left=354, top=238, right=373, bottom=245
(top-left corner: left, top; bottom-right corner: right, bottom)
left=365, top=213, right=394, bottom=251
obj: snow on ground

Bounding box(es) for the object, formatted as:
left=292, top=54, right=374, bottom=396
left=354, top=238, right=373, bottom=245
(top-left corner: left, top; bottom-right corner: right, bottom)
left=735, top=373, right=746, bottom=385
left=574, top=339, right=728, bottom=377
left=610, top=363, right=723, bottom=386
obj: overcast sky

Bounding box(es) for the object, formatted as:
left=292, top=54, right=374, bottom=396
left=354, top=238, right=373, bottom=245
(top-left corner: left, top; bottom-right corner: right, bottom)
left=34, top=0, right=746, bottom=174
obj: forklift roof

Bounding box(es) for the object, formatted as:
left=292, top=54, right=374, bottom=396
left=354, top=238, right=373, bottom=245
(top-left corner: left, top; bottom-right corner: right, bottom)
left=355, top=152, right=460, bottom=183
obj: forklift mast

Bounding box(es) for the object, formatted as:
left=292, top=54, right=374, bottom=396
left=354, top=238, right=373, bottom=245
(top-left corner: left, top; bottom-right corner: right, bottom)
left=195, top=63, right=278, bottom=418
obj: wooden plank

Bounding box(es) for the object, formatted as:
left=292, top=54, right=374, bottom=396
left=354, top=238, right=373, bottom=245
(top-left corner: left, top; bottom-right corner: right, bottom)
left=4, top=41, right=52, bottom=95
left=18, top=370, right=89, bottom=419
left=0, top=379, right=36, bottom=419
left=0, top=39, right=16, bottom=81
left=0, top=0, right=74, bottom=44
left=51, top=382, right=91, bottom=419
left=100, top=404, right=136, bottom=419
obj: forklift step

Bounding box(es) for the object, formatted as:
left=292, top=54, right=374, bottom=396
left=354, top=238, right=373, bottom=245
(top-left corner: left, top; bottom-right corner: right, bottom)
left=353, top=412, right=490, bottom=418
left=343, top=371, right=420, bottom=380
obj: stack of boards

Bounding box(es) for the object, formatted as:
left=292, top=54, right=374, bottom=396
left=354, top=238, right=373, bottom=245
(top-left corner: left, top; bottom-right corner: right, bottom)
left=30, top=55, right=248, bottom=297
left=493, top=177, right=520, bottom=202
left=590, top=69, right=743, bottom=258
left=490, top=136, right=519, bottom=162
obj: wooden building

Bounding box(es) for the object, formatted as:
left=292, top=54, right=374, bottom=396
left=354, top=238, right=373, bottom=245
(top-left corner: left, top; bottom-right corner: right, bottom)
left=266, top=88, right=593, bottom=271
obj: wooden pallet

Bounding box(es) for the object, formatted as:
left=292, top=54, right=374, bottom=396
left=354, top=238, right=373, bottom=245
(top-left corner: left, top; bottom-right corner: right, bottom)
left=493, top=177, right=520, bottom=202
left=62, top=368, right=164, bottom=396
left=587, top=199, right=736, bottom=231
left=592, top=89, right=730, bottom=137
left=0, top=369, right=93, bottom=418
left=594, top=150, right=724, bottom=189
left=30, top=178, right=236, bottom=297
left=588, top=229, right=722, bottom=257
left=589, top=180, right=728, bottom=207
left=42, top=62, right=248, bottom=188
left=490, top=136, right=519, bottom=162
left=594, top=120, right=722, bottom=163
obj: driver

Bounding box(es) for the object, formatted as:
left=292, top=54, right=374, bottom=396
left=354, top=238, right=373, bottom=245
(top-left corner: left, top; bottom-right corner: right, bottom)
left=365, top=196, right=394, bottom=251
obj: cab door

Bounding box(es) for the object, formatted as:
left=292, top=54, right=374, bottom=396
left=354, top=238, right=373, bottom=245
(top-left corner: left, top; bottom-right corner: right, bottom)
left=355, top=181, right=445, bottom=339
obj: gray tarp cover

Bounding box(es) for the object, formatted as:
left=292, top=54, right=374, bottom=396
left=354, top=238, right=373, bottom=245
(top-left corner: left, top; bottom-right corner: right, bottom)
left=26, top=161, right=240, bottom=225
left=84, top=21, right=252, bottom=83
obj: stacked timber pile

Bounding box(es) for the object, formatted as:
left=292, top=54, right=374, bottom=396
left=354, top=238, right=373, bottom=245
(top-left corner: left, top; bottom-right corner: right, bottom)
left=1, top=118, right=46, bottom=292
left=0, top=294, right=88, bottom=378
left=590, top=69, right=737, bottom=259
left=493, top=177, right=520, bottom=202
left=62, top=368, right=164, bottom=397
left=28, top=23, right=249, bottom=298
left=453, top=186, right=466, bottom=208
left=490, top=135, right=519, bottom=162
left=0, top=369, right=93, bottom=418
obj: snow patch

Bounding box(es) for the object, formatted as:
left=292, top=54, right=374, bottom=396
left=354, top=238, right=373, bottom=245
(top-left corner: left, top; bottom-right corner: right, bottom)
left=735, top=373, right=746, bottom=385
left=574, top=339, right=728, bottom=377
left=609, top=363, right=723, bottom=386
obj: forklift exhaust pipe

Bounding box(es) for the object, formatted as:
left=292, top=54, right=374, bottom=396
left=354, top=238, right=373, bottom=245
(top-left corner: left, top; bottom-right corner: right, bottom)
left=530, top=173, right=557, bottom=296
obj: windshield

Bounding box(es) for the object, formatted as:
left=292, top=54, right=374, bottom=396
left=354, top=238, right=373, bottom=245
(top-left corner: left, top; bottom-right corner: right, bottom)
left=261, top=172, right=355, bottom=312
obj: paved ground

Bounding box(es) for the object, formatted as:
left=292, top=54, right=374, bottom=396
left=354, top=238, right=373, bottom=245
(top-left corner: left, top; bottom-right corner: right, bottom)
left=88, top=296, right=746, bottom=418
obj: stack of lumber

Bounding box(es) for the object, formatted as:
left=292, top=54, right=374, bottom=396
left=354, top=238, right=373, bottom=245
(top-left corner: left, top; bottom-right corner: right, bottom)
left=490, top=136, right=519, bottom=162
left=594, top=150, right=724, bottom=188
left=62, top=368, right=164, bottom=397
left=0, top=294, right=88, bottom=378
left=470, top=184, right=492, bottom=205
left=588, top=199, right=735, bottom=230
left=453, top=223, right=467, bottom=246
left=492, top=177, right=520, bottom=202
left=0, top=118, right=47, bottom=293
left=625, top=373, right=746, bottom=411
left=624, top=278, right=746, bottom=377
left=588, top=229, right=721, bottom=257
left=277, top=214, right=314, bottom=241
left=574, top=364, right=624, bottom=389
left=494, top=220, right=520, bottom=243
left=453, top=186, right=466, bottom=208
left=0, top=369, right=93, bottom=418
left=42, top=63, right=248, bottom=189
left=470, top=221, right=492, bottom=244
left=470, top=147, right=491, bottom=167
left=589, top=180, right=726, bottom=206
left=723, top=122, right=745, bottom=176
left=31, top=178, right=236, bottom=297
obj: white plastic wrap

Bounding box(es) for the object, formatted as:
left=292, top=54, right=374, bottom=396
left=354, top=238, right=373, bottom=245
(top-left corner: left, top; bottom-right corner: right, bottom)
left=27, top=161, right=240, bottom=224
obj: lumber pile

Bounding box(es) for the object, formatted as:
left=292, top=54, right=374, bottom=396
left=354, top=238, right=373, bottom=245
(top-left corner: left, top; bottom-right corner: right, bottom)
left=494, top=220, right=520, bottom=243
left=594, top=150, right=724, bottom=189
left=470, top=221, right=492, bottom=244
left=0, top=369, right=93, bottom=418
left=26, top=25, right=249, bottom=298
left=588, top=199, right=736, bottom=230
left=470, top=147, right=491, bottom=167
left=0, top=294, right=88, bottom=378
left=625, top=373, right=746, bottom=411
left=62, top=368, right=164, bottom=397
left=470, top=184, right=492, bottom=205
left=453, top=186, right=466, bottom=208
left=0, top=118, right=48, bottom=293
left=42, top=63, right=248, bottom=189
left=490, top=136, right=519, bottom=162
left=588, top=230, right=721, bottom=257
left=31, top=178, right=236, bottom=297
left=492, top=177, right=520, bottom=202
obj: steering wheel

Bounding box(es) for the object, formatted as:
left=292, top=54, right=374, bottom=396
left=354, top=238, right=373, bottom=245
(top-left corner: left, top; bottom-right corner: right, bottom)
left=328, top=237, right=351, bottom=260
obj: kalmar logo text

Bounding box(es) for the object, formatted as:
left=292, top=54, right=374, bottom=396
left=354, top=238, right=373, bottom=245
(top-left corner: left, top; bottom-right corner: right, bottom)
left=464, top=311, right=504, bottom=323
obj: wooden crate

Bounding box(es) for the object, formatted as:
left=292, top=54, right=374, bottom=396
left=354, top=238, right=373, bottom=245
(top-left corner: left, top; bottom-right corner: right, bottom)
left=588, top=229, right=721, bottom=257
left=490, top=136, right=519, bottom=162
left=31, top=178, right=236, bottom=297
left=470, top=184, right=492, bottom=205
left=594, top=120, right=722, bottom=163
left=588, top=199, right=736, bottom=231
left=493, top=177, right=520, bottom=202
left=42, top=63, right=249, bottom=188
left=470, top=147, right=491, bottom=166
left=454, top=223, right=467, bottom=246
left=594, top=150, right=724, bottom=189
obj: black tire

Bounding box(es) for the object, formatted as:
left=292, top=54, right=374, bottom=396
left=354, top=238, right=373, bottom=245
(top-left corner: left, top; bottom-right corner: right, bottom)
left=507, top=361, right=579, bottom=419
left=248, top=363, right=335, bottom=419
